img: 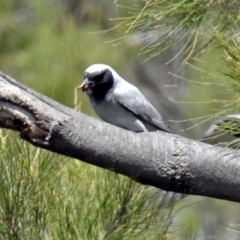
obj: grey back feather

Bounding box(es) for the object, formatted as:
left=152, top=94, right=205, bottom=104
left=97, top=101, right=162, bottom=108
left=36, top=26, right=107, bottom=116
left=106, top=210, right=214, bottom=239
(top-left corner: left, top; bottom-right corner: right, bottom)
left=114, top=80, right=173, bottom=133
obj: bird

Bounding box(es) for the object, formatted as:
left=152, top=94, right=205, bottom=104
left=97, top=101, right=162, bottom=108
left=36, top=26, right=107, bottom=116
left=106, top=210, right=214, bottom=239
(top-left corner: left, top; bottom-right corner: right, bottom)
left=76, top=64, right=173, bottom=134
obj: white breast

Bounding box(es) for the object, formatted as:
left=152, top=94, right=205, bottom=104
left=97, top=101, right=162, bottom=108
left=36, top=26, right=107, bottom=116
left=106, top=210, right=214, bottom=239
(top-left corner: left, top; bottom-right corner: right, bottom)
left=90, top=90, right=147, bottom=132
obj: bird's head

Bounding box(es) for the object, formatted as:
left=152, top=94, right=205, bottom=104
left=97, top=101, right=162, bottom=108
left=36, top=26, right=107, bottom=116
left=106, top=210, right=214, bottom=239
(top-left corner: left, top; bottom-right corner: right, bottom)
left=76, top=64, right=118, bottom=96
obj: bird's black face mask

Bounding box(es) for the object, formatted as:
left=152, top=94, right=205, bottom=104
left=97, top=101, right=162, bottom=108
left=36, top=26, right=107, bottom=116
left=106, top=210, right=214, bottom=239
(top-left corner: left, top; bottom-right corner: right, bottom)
left=76, top=69, right=114, bottom=99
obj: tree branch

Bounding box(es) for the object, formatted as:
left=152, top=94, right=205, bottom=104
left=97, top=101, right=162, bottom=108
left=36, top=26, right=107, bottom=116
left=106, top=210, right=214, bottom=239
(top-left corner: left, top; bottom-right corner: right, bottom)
left=0, top=71, right=239, bottom=202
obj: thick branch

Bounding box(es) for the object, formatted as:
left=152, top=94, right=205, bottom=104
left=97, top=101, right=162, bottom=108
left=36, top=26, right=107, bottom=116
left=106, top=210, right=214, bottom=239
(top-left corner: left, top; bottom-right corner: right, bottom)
left=0, top=72, right=239, bottom=202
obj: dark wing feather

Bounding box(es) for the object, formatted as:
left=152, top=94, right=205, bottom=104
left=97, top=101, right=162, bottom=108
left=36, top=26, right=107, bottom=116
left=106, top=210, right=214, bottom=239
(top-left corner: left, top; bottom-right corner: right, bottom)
left=114, top=83, right=173, bottom=133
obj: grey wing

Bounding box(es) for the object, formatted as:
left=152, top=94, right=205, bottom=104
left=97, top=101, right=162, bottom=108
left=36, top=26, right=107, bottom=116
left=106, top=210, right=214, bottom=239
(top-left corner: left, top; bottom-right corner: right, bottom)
left=114, top=84, right=173, bottom=133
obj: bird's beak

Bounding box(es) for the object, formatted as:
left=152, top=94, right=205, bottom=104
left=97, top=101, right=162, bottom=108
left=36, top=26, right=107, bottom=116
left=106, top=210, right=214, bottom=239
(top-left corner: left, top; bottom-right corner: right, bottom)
left=76, top=79, right=90, bottom=92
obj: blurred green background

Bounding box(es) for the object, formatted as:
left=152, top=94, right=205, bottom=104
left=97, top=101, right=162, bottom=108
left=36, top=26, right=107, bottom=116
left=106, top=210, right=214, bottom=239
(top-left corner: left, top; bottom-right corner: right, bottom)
left=1, top=0, right=240, bottom=239
left=0, top=0, right=138, bottom=115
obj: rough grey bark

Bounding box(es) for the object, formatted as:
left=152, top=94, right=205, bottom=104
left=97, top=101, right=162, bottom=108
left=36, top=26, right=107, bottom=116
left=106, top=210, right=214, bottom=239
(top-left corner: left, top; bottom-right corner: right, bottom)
left=0, top=71, right=240, bottom=203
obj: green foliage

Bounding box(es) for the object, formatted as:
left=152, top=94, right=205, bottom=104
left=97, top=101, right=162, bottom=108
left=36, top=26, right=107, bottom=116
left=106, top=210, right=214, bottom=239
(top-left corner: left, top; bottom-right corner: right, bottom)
left=0, top=131, right=178, bottom=239
left=0, top=130, right=63, bottom=239
left=113, top=0, right=240, bottom=61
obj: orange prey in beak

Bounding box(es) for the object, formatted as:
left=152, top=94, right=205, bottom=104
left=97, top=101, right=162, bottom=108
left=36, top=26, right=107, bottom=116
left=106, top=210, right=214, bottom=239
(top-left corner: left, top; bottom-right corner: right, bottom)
left=76, top=79, right=90, bottom=92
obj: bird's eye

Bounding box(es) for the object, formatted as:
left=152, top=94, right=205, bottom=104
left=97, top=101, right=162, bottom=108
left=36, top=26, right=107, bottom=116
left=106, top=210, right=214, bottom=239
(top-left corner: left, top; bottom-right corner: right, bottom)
left=100, top=69, right=108, bottom=75
left=103, top=70, right=113, bottom=82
